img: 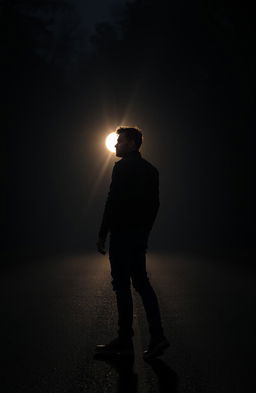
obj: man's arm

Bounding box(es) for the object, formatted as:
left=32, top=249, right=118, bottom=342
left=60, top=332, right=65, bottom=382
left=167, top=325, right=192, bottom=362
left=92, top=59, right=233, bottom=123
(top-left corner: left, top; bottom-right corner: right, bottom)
left=145, top=167, right=160, bottom=232
left=97, top=163, right=119, bottom=245
left=98, top=189, right=111, bottom=241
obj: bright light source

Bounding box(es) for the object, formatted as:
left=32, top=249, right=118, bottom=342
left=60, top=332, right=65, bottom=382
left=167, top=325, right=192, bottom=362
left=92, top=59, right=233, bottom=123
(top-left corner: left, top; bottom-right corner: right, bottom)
left=105, top=132, right=118, bottom=153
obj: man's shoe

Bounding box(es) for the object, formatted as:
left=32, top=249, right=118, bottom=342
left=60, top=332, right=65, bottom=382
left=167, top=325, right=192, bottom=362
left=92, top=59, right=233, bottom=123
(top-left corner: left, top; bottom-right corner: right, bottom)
left=143, top=336, right=170, bottom=361
left=95, top=337, right=134, bottom=357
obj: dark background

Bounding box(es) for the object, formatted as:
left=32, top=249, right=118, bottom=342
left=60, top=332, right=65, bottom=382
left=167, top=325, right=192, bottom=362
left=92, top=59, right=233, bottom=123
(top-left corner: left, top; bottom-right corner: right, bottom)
left=4, top=0, right=254, bottom=263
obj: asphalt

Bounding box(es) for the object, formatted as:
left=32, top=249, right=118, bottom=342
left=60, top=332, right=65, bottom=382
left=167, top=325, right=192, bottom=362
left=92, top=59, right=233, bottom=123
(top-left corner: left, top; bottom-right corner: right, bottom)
left=3, top=252, right=256, bottom=393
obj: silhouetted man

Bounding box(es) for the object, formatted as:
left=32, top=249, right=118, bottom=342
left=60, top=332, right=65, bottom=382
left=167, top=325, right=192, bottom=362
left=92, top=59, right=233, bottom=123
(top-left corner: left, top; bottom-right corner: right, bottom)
left=96, top=127, right=169, bottom=360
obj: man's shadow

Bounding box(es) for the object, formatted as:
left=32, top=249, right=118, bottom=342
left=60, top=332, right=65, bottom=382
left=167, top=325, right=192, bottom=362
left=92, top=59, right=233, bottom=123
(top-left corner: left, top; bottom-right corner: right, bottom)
left=94, top=353, right=138, bottom=393
left=145, top=357, right=179, bottom=393
left=94, top=354, right=178, bottom=393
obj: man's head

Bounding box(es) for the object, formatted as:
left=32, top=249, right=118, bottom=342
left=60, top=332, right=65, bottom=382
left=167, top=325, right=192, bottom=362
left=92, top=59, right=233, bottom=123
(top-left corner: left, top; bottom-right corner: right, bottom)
left=115, top=127, right=143, bottom=157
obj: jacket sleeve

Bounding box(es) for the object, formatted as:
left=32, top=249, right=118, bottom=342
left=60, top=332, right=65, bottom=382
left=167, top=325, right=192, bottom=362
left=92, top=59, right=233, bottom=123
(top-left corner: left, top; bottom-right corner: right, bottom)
left=98, top=163, right=118, bottom=240
left=145, top=168, right=160, bottom=232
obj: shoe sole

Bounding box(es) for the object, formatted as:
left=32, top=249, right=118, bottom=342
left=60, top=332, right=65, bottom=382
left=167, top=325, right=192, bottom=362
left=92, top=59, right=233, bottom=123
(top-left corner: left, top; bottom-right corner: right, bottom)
left=143, top=340, right=170, bottom=360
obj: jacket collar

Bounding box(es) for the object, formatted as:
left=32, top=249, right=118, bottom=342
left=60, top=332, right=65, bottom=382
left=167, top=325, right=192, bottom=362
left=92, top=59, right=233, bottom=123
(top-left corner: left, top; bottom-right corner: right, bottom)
left=122, top=150, right=141, bottom=159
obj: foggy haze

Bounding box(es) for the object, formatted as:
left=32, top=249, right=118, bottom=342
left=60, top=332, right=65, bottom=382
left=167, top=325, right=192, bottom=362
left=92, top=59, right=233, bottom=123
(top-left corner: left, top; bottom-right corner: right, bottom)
left=5, top=0, right=253, bottom=262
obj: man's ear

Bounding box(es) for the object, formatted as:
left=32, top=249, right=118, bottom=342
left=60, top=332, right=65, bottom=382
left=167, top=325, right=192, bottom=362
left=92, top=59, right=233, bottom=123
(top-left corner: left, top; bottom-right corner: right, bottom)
left=129, top=140, right=136, bottom=149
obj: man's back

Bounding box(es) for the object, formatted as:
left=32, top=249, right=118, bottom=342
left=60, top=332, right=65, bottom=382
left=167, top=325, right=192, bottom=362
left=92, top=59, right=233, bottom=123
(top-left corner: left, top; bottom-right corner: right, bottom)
left=99, top=150, right=160, bottom=238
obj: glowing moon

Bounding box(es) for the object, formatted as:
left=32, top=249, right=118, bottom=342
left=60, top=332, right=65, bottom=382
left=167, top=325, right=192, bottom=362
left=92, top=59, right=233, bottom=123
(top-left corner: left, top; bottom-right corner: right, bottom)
left=105, top=132, right=118, bottom=153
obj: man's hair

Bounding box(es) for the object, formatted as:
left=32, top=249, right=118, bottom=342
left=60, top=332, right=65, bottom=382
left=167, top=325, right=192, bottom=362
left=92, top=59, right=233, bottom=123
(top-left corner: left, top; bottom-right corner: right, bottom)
left=116, top=127, right=143, bottom=150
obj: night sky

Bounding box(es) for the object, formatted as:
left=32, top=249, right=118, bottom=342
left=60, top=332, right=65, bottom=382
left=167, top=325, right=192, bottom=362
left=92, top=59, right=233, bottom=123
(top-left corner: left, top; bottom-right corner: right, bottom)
left=5, top=0, right=254, bottom=263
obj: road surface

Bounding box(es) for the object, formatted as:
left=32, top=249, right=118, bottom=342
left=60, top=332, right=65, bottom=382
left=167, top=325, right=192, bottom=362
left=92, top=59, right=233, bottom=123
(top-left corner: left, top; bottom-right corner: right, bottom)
left=3, top=252, right=255, bottom=393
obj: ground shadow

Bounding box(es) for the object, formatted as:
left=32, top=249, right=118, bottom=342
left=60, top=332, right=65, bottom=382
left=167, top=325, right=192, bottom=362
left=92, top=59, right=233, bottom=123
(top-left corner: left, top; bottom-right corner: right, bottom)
left=145, top=358, right=179, bottom=393
left=94, top=354, right=138, bottom=393
left=94, top=354, right=178, bottom=393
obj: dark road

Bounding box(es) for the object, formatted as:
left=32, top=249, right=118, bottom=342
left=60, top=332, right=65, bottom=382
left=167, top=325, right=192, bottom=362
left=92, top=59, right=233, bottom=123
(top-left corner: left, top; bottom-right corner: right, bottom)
left=3, top=253, right=255, bottom=393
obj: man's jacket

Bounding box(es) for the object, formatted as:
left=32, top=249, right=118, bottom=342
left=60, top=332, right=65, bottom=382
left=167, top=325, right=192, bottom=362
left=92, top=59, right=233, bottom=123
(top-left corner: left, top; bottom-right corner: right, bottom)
left=98, top=150, right=160, bottom=239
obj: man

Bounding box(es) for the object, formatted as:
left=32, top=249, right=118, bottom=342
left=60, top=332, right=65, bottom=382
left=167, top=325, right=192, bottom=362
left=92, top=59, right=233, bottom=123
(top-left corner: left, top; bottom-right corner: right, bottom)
left=96, top=127, right=169, bottom=360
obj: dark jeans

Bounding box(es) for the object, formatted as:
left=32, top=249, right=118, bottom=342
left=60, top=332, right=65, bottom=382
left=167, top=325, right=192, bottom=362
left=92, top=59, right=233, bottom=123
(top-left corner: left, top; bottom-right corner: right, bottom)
left=109, top=229, right=164, bottom=341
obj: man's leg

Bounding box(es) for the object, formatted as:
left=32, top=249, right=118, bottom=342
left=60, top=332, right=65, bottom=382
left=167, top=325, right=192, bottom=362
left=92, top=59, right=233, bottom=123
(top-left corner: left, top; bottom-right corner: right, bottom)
left=114, top=285, right=134, bottom=340
left=109, top=233, right=134, bottom=341
left=131, top=250, right=164, bottom=340
left=95, top=233, right=134, bottom=356
left=130, top=248, right=170, bottom=359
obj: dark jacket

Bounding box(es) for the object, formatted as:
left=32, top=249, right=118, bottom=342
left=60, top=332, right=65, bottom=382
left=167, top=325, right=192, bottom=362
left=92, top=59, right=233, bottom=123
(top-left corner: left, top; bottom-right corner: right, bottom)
left=98, top=150, right=160, bottom=239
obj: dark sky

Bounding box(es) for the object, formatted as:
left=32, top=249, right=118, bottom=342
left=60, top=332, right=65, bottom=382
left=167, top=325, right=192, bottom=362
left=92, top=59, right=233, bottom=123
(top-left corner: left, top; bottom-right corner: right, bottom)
left=73, top=0, right=127, bottom=34
left=5, top=1, right=253, bottom=262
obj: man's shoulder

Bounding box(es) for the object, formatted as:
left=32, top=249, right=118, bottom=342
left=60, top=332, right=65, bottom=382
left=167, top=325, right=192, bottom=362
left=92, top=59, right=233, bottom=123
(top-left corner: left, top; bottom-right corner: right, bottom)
left=114, top=158, right=124, bottom=167
left=112, top=159, right=126, bottom=176
left=113, top=159, right=125, bottom=172
left=113, top=155, right=159, bottom=177
left=140, top=157, right=159, bottom=176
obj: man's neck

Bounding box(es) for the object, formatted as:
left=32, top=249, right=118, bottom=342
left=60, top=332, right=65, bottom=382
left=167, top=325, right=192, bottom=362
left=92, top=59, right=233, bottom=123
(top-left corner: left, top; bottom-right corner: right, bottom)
left=123, top=150, right=141, bottom=158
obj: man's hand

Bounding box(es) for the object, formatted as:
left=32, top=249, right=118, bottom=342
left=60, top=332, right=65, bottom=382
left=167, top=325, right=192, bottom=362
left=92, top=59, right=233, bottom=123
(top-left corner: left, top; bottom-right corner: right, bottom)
left=96, top=236, right=106, bottom=255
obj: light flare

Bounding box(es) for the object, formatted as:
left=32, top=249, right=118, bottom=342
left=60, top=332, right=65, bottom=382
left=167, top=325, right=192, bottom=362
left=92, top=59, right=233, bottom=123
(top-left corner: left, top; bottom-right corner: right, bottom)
left=105, top=132, right=118, bottom=153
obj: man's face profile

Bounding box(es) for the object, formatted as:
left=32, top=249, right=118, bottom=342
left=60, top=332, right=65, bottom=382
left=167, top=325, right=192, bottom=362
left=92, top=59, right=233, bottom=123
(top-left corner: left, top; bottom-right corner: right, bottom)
left=115, top=133, right=136, bottom=157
